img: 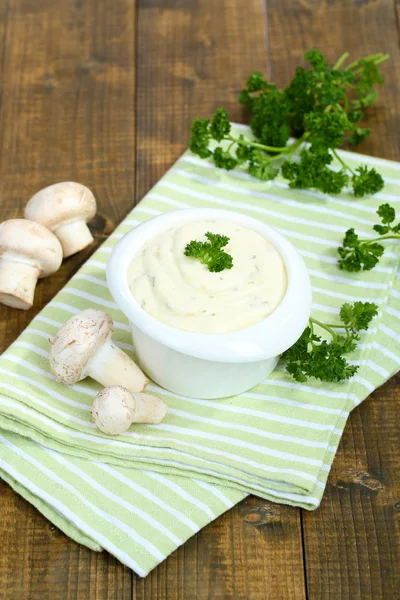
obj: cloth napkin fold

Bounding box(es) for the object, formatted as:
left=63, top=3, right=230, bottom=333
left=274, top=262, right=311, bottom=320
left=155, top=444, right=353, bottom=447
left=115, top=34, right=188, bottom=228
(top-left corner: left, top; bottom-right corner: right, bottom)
left=0, top=125, right=399, bottom=576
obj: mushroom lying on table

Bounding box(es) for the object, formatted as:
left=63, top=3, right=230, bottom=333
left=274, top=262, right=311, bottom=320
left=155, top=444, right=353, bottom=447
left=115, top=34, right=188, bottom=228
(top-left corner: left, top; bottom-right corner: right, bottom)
left=49, top=309, right=148, bottom=393
left=24, top=182, right=97, bottom=258
left=0, top=219, right=63, bottom=309
left=92, top=386, right=168, bottom=434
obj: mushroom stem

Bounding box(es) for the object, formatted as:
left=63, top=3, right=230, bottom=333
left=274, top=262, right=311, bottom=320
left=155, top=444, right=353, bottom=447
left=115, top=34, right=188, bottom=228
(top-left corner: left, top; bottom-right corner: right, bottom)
left=131, top=393, right=168, bottom=424
left=91, top=386, right=168, bottom=434
left=54, top=220, right=94, bottom=258
left=86, top=338, right=148, bottom=393
left=0, top=257, right=38, bottom=309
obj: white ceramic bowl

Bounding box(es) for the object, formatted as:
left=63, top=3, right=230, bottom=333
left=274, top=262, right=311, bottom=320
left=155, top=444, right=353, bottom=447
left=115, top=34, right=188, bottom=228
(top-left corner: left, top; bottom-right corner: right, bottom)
left=107, top=208, right=312, bottom=399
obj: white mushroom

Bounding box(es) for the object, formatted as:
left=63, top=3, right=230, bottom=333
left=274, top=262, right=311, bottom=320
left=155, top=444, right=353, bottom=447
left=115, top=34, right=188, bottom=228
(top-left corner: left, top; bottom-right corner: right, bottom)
left=24, top=182, right=97, bottom=258
left=91, top=386, right=168, bottom=435
left=49, top=309, right=148, bottom=392
left=0, top=219, right=63, bottom=310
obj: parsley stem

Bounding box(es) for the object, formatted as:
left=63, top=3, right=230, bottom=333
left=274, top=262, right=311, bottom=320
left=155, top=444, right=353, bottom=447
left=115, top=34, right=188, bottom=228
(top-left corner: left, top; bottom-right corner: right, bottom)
left=308, top=319, right=319, bottom=349
left=346, top=53, right=389, bottom=70
left=346, top=54, right=381, bottom=69
left=351, top=55, right=390, bottom=77
left=309, top=318, right=339, bottom=342
left=333, top=51, right=349, bottom=71
left=227, top=134, right=287, bottom=153
left=312, top=320, right=348, bottom=329
left=358, top=235, right=400, bottom=244
left=227, top=132, right=308, bottom=155
left=331, top=149, right=355, bottom=175
left=374, top=54, right=390, bottom=64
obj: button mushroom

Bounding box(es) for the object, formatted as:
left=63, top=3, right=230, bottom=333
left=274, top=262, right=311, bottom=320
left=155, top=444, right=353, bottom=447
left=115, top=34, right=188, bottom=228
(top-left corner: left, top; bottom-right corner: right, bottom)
left=24, top=182, right=97, bottom=258
left=0, top=219, right=63, bottom=310
left=91, top=386, right=168, bottom=435
left=49, top=309, right=149, bottom=393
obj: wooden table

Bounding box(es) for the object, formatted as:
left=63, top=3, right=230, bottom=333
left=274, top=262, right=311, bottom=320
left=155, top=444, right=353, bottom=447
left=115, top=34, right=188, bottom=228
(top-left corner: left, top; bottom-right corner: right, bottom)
left=0, top=1, right=399, bottom=598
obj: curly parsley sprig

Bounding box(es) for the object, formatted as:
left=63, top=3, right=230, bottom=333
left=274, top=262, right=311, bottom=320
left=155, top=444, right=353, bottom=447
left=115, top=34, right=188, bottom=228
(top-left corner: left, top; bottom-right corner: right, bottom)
left=184, top=232, right=233, bottom=272
left=338, top=203, right=400, bottom=271
left=189, top=49, right=389, bottom=197
left=284, top=302, right=378, bottom=383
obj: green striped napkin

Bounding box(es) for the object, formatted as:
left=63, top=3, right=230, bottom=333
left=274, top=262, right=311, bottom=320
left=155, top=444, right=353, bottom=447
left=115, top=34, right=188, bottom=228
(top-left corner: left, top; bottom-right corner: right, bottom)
left=0, top=125, right=399, bottom=576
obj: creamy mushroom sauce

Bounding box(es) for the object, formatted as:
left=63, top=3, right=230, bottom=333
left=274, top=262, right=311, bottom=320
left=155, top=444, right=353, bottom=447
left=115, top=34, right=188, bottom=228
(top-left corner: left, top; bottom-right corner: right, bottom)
left=128, top=220, right=287, bottom=334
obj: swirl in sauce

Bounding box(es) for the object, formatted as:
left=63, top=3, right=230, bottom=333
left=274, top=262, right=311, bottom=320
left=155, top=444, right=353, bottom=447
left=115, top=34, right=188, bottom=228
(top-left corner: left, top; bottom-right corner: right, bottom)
left=128, top=220, right=287, bottom=334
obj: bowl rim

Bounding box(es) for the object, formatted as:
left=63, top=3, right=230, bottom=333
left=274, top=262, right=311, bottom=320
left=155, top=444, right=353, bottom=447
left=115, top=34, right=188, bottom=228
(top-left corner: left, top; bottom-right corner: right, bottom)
left=107, top=208, right=312, bottom=363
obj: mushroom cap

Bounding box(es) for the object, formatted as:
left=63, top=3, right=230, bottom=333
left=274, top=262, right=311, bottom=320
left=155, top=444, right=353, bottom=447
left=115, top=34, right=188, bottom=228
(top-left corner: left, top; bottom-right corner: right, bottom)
left=0, top=219, right=63, bottom=277
left=49, top=309, right=114, bottom=384
left=24, top=182, right=97, bottom=231
left=92, top=386, right=135, bottom=435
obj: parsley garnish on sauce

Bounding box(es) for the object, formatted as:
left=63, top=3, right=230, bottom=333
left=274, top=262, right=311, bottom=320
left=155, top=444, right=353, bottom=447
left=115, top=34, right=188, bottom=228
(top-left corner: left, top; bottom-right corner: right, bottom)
left=184, top=232, right=233, bottom=273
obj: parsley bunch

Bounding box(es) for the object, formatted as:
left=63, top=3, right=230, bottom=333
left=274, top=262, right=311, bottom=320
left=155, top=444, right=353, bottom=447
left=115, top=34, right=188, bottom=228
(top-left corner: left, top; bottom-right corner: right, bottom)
left=190, top=49, right=389, bottom=197
left=284, top=302, right=378, bottom=383
left=184, top=232, right=233, bottom=272
left=338, top=203, right=400, bottom=271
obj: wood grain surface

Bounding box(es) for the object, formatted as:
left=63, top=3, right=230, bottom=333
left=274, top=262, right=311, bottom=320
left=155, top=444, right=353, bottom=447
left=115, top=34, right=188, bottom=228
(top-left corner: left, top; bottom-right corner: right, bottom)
left=0, top=1, right=399, bottom=599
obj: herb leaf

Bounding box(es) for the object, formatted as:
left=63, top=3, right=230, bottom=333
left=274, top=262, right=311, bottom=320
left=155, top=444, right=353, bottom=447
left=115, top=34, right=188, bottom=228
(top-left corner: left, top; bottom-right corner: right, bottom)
left=284, top=302, right=378, bottom=383
left=184, top=232, right=234, bottom=273
left=352, top=166, right=384, bottom=198
left=189, top=49, right=389, bottom=197
left=338, top=204, right=400, bottom=271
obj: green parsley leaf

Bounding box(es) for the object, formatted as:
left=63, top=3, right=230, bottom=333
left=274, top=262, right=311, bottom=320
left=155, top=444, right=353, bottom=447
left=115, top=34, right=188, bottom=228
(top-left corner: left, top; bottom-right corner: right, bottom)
left=352, top=166, right=384, bottom=197
left=339, top=301, right=378, bottom=331
left=213, top=147, right=238, bottom=170
left=190, top=49, right=389, bottom=197
left=304, top=48, right=328, bottom=71
left=377, top=203, right=395, bottom=224
left=281, top=149, right=349, bottom=194
left=338, top=239, right=384, bottom=271
left=184, top=232, right=233, bottom=273
left=338, top=204, right=399, bottom=271
left=189, top=119, right=212, bottom=158
left=284, top=302, right=378, bottom=383
left=210, top=108, right=231, bottom=142
left=250, top=89, right=291, bottom=148
left=347, top=109, right=364, bottom=124
left=349, top=127, right=371, bottom=146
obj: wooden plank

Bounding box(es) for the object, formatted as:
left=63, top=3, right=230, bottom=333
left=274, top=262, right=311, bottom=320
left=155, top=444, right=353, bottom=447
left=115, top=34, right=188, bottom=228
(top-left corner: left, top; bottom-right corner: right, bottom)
left=133, top=497, right=305, bottom=600
left=133, top=1, right=306, bottom=597
left=0, top=479, right=132, bottom=600
left=0, top=0, right=136, bottom=352
left=135, top=0, right=269, bottom=198
left=266, top=1, right=400, bottom=598
left=304, top=379, right=400, bottom=600
left=0, top=0, right=135, bottom=597
left=266, top=0, right=400, bottom=160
